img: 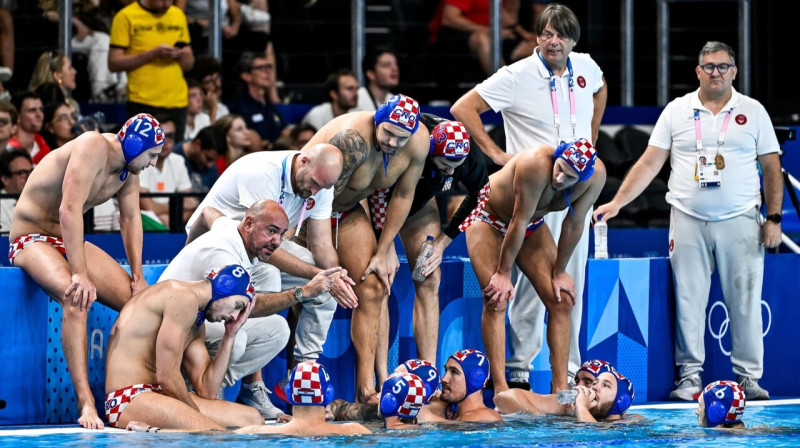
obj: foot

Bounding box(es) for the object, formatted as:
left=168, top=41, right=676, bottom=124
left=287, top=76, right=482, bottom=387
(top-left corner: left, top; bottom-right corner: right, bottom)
left=668, top=373, right=702, bottom=401
left=737, top=376, right=770, bottom=400
left=77, top=404, right=104, bottom=429
left=238, top=381, right=284, bottom=420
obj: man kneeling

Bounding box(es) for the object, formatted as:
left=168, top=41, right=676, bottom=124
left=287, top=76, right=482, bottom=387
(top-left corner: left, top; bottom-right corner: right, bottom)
left=105, top=265, right=263, bottom=430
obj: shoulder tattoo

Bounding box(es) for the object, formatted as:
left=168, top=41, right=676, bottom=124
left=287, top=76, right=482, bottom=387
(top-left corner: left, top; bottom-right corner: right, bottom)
left=330, top=129, right=368, bottom=195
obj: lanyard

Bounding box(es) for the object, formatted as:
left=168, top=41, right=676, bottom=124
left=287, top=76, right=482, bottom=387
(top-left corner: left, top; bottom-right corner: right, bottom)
left=280, top=154, right=308, bottom=238
left=538, top=51, right=575, bottom=144
left=693, top=108, right=732, bottom=153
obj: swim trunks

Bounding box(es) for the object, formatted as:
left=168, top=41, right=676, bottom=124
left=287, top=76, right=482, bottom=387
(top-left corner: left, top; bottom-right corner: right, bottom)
left=105, top=383, right=163, bottom=428
left=458, top=184, right=544, bottom=237
left=8, top=234, right=66, bottom=266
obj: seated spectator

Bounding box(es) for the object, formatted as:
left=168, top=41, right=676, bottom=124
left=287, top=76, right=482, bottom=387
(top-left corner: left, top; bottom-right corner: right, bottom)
left=0, top=99, right=16, bottom=149
left=301, top=69, right=359, bottom=131
left=428, top=0, right=536, bottom=75
left=0, top=149, right=32, bottom=234
left=353, top=46, right=398, bottom=112
left=211, top=114, right=260, bottom=173
left=7, top=91, right=49, bottom=165
left=228, top=51, right=287, bottom=147
left=185, top=78, right=211, bottom=141
left=39, top=1, right=127, bottom=103
left=139, top=114, right=198, bottom=229
left=271, top=122, right=316, bottom=152
left=188, top=54, right=230, bottom=122
left=29, top=51, right=79, bottom=113
left=173, top=125, right=223, bottom=193
left=40, top=100, right=76, bottom=150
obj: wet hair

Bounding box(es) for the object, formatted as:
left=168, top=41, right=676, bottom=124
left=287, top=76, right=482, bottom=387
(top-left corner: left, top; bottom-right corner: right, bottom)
left=0, top=100, right=18, bottom=125
left=698, top=41, right=736, bottom=65
left=534, top=3, right=581, bottom=42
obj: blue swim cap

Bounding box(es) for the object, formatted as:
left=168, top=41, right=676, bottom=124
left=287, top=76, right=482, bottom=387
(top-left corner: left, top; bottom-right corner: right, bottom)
left=195, top=264, right=254, bottom=327
left=374, top=94, right=420, bottom=135
left=701, top=380, right=746, bottom=427
left=430, top=121, right=470, bottom=160
left=380, top=372, right=427, bottom=418
left=553, top=137, right=597, bottom=182
left=577, top=359, right=615, bottom=379
left=402, top=359, right=440, bottom=404
left=117, top=113, right=164, bottom=181
left=284, top=361, right=334, bottom=407
left=448, top=349, right=489, bottom=398
left=607, top=370, right=635, bottom=417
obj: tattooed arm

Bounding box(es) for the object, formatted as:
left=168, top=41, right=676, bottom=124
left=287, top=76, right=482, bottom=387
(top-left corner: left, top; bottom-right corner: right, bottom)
left=329, top=129, right=369, bottom=196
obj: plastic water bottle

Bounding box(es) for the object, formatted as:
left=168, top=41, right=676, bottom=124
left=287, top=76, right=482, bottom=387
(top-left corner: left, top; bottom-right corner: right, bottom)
left=412, top=236, right=435, bottom=282
left=594, top=220, right=608, bottom=259
left=556, top=389, right=579, bottom=405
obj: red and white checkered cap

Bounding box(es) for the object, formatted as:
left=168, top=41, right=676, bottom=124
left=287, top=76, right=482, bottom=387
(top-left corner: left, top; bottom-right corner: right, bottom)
left=430, top=121, right=470, bottom=159
left=288, top=361, right=331, bottom=405
left=397, top=373, right=427, bottom=417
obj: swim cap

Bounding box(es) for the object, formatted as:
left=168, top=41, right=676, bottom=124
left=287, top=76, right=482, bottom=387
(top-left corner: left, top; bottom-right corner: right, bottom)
left=284, top=361, right=335, bottom=407
left=195, top=265, right=255, bottom=327
left=429, top=121, right=470, bottom=159
left=402, top=359, right=440, bottom=404
left=117, top=113, right=164, bottom=181
left=380, top=372, right=427, bottom=418
left=701, top=380, right=745, bottom=427
left=449, top=349, right=489, bottom=398
left=374, top=94, right=420, bottom=134
left=577, top=359, right=615, bottom=379
left=553, top=137, right=597, bottom=182
left=607, top=371, right=635, bottom=417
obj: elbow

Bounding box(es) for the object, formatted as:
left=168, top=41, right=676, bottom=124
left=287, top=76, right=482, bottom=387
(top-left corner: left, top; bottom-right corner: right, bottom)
left=493, top=391, right=513, bottom=413
left=194, top=384, right=218, bottom=400
left=107, top=59, right=122, bottom=73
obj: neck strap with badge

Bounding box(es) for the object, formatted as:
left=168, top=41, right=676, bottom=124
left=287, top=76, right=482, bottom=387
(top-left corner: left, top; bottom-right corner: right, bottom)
left=693, top=108, right=732, bottom=188
left=280, top=154, right=308, bottom=238
left=537, top=50, right=576, bottom=144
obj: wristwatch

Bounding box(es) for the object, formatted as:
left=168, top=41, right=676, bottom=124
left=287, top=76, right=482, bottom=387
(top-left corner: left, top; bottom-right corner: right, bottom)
left=292, top=287, right=305, bottom=303
left=766, top=214, right=782, bottom=224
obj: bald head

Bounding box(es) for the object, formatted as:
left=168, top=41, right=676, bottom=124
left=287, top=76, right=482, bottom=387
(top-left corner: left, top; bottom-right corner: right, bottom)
left=241, top=200, right=288, bottom=262
left=294, top=143, right=343, bottom=198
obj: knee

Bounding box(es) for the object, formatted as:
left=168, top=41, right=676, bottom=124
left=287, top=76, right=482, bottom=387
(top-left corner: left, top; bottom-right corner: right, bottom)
left=231, top=330, right=249, bottom=362
left=416, top=270, right=441, bottom=295
left=355, top=277, right=384, bottom=304
left=61, top=303, right=88, bottom=320
left=469, top=31, right=489, bottom=51
left=242, top=405, right=264, bottom=426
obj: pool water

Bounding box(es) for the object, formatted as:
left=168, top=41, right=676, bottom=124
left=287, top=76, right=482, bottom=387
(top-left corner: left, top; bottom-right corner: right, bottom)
left=3, top=404, right=800, bottom=447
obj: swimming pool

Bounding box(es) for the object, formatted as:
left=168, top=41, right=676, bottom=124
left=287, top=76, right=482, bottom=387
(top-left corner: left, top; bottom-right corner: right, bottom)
left=2, top=401, right=799, bottom=447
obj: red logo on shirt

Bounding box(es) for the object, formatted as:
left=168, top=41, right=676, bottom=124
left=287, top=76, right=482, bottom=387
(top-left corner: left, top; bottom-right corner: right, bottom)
left=669, top=239, right=674, bottom=252
left=306, top=198, right=315, bottom=210
left=735, top=114, right=747, bottom=125
left=577, top=76, right=586, bottom=88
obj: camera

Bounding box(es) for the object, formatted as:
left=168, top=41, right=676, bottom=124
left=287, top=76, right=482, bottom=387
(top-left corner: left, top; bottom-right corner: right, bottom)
left=73, top=111, right=106, bottom=136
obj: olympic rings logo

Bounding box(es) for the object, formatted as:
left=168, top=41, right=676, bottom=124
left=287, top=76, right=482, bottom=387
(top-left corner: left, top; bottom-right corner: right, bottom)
left=707, top=300, right=772, bottom=356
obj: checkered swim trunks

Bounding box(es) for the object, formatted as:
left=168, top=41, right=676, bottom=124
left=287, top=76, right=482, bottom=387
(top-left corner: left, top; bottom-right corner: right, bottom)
left=8, top=233, right=67, bottom=266
left=458, top=184, right=544, bottom=237
left=105, top=383, right=163, bottom=428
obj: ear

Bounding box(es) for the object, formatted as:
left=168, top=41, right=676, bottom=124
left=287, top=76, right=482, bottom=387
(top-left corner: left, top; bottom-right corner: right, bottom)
left=366, top=69, right=376, bottom=83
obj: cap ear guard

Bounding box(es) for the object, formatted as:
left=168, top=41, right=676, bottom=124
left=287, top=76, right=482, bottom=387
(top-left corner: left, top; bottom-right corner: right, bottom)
left=379, top=373, right=426, bottom=418
left=122, top=134, right=144, bottom=162
left=706, top=400, right=728, bottom=427
left=380, top=388, right=400, bottom=417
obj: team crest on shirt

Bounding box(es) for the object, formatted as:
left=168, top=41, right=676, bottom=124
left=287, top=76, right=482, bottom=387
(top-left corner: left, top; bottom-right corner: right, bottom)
left=735, top=114, right=747, bottom=125
left=306, top=198, right=315, bottom=210
left=577, top=76, right=586, bottom=88
left=669, top=239, right=674, bottom=252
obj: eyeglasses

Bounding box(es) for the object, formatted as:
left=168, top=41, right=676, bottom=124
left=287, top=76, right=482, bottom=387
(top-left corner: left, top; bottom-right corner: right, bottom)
left=0, top=118, right=10, bottom=126
left=164, top=132, right=176, bottom=141
left=251, top=63, right=274, bottom=72
left=9, top=169, right=33, bottom=178
left=699, top=63, right=734, bottom=75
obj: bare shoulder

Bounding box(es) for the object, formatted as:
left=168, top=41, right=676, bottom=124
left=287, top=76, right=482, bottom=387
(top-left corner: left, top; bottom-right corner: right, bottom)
left=515, top=146, right=554, bottom=173
left=66, top=132, right=113, bottom=165
left=466, top=407, right=503, bottom=422
left=339, top=422, right=371, bottom=434
left=405, top=125, right=431, bottom=160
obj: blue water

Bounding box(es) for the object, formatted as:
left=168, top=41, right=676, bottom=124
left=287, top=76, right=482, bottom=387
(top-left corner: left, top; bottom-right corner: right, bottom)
left=3, top=405, right=800, bottom=447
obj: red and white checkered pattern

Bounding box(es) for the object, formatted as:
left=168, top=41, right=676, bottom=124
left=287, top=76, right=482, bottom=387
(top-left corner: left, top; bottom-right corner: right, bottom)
left=405, top=359, right=433, bottom=370
left=580, top=359, right=613, bottom=376
left=458, top=184, right=491, bottom=232
left=104, top=383, right=162, bottom=428
left=290, top=361, right=326, bottom=404
left=705, top=380, right=746, bottom=422
left=369, top=187, right=390, bottom=230
left=397, top=373, right=427, bottom=418
left=8, top=234, right=66, bottom=265
left=451, top=349, right=479, bottom=363
left=117, top=113, right=164, bottom=146
left=431, top=121, right=470, bottom=158
left=388, top=95, right=420, bottom=131
left=561, top=139, right=596, bottom=172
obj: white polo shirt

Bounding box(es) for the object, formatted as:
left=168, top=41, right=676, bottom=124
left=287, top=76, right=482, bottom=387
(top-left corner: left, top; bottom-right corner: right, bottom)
left=159, top=217, right=255, bottom=283
left=185, top=150, right=334, bottom=232
left=650, top=88, right=780, bottom=221
left=476, top=48, right=604, bottom=153
left=139, top=153, right=193, bottom=204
